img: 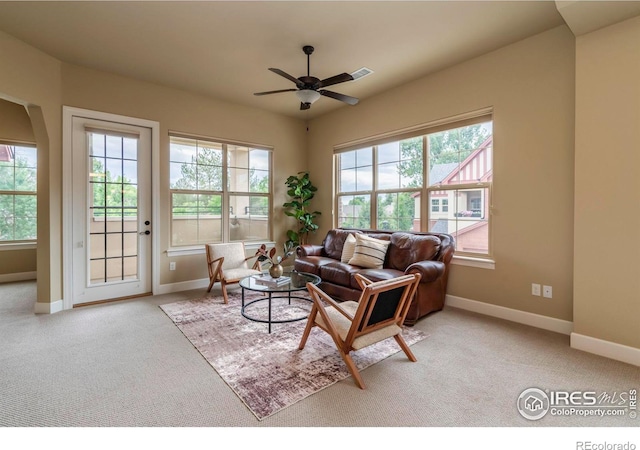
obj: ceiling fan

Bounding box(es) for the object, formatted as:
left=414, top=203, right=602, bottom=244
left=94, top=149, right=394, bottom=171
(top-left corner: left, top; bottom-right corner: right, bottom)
left=254, top=45, right=359, bottom=110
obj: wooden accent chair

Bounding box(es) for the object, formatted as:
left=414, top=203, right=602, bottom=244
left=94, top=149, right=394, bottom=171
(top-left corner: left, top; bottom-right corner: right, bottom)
left=206, top=242, right=262, bottom=303
left=299, top=273, right=422, bottom=389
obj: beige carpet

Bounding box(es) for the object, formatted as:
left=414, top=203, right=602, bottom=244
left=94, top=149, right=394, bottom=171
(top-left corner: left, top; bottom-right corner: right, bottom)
left=159, top=290, right=428, bottom=420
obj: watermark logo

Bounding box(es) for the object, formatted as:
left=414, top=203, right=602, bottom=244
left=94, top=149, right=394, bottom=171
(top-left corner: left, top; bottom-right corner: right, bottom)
left=517, top=387, right=550, bottom=420
left=517, top=388, right=637, bottom=421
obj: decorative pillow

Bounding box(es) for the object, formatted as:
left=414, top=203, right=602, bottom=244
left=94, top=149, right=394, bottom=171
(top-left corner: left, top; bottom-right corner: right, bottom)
left=340, top=233, right=357, bottom=263
left=348, top=234, right=390, bottom=269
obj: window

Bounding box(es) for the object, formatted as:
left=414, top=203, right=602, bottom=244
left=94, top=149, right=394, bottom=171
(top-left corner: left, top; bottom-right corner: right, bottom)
left=335, top=112, right=492, bottom=258
left=0, top=143, right=37, bottom=242
left=169, top=135, right=271, bottom=247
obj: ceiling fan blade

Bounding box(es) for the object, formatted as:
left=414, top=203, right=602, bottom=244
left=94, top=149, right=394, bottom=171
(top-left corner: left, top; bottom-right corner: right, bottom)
left=269, top=68, right=303, bottom=87
left=300, top=102, right=311, bottom=111
left=318, top=73, right=354, bottom=89
left=319, top=90, right=359, bottom=105
left=254, top=88, right=298, bottom=96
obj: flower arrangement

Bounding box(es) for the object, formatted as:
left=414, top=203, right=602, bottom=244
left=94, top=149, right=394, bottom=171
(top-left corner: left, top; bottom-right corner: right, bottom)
left=254, top=242, right=295, bottom=267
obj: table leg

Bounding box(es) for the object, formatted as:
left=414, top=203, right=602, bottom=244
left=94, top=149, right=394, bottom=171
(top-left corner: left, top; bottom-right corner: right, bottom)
left=268, top=292, right=272, bottom=333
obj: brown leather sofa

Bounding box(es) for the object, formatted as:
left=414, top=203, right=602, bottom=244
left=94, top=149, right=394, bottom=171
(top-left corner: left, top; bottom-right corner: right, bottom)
left=294, top=228, right=455, bottom=325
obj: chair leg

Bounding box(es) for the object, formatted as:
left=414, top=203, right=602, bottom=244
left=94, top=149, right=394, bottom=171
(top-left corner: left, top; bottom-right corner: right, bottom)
left=394, top=334, right=417, bottom=362
left=207, top=278, right=215, bottom=293
left=221, top=281, right=229, bottom=304
left=298, top=306, right=318, bottom=350
left=340, top=351, right=366, bottom=390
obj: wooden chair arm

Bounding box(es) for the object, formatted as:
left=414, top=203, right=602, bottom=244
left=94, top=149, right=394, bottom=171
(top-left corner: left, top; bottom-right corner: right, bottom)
left=307, top=283, right=355, bottom=322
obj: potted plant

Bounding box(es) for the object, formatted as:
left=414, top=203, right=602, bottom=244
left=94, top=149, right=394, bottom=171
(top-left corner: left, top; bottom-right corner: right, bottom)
left=283, top=172, right=321, bottom=246
left=254, top=243, right=295, bottom=278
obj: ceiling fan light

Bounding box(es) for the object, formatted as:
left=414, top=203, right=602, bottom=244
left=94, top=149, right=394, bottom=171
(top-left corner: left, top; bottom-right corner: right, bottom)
left=295, top=89, right=321, bottom=104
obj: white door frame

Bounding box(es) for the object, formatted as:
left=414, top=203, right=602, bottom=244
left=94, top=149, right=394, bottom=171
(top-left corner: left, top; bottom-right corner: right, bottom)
left=62, top=106, right=160, bottom=310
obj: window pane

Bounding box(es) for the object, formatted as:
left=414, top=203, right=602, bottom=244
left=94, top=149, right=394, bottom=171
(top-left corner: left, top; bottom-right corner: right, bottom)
left=122, top=160, right=137, bottom=184
left=197, top=164, right=223, bottom=191
left=0, top=166, right=14, bottom=190
left=377, top=138, right=423, bottom=190
left=169, top=136, right=271, bottom=247
left=337, top=195, right=371, bottom=229
left=338, top=148, right=373, bottom=193
left=169, top=137, right=223, bottom=191
left=89, top=134, right=105, bottom=157
left=171, top=192, right=222, bottom=246
left=228, top=167, right=249, bottom=192
left=106, top=135, right=122, bottom=159
left=378, top=142, right=399, bottom=164
left=428, top=187, right=489, bottom=255
left=229, top=195, right=269, bottom=242
left=250, top=149, right=270, bottom=170
left=340, top=168, right=356, bottom=192
left=428, top=121, right=492, bottom=186
left=106, top=158, right=122, bottom=180
left=377, top=162, right=399, bottom=190
left=340, top=151, right=355, bottom=170
left=122, top=138, right=137, bottom=160
left=0, top=145, right=37, bottom=242
left=377, top=192, right=418, bottom=232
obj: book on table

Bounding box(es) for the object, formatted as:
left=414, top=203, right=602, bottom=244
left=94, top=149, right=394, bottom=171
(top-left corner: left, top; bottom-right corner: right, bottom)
left=253, top=274, right=291, bottom=287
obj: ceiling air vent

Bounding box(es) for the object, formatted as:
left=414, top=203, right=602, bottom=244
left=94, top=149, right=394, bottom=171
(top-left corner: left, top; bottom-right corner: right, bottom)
left=350, top=67, right=374, bottom=81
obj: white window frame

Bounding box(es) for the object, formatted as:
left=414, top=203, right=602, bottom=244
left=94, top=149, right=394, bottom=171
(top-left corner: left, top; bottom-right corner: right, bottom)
left=334, top=108, right=493, bottom=264
left=168, top=133, right=273, bottom=252
left=0, top=141, right=37, bottom=249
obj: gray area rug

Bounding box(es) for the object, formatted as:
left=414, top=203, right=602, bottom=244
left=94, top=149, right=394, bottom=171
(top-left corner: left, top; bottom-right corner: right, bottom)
left=160, top=289, right=428, bottom=420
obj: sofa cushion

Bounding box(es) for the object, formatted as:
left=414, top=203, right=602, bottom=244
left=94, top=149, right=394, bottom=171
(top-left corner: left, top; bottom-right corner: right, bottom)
left=323, top=229, right=362, bottom=260
left=319, top=262, right=362, bottom=287
left=387, top=232, right=442, bottom=271
left=340, top=233, right=357, bottom=263
left=294, top=256, right=335, bottom=276
left=348, top=234, right=390, bottom=269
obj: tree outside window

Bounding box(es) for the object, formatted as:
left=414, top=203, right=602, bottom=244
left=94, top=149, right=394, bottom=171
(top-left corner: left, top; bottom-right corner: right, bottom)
left=0, top=144, right=37, bottom=242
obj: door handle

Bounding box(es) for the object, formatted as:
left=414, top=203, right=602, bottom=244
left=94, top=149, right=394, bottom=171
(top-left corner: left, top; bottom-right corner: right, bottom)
left=139, top=230, right=151, bottom=235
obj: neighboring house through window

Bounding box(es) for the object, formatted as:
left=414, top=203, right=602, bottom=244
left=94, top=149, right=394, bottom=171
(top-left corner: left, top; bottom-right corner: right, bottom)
left=169, top=134, right=271, bottom=247
left=0, top=143, right=37, bottom=243
left=335, top=110, right=492, bottom=258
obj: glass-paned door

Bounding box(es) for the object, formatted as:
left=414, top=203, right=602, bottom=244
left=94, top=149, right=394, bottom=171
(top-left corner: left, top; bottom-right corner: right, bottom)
left=71, top=117, right=152, bottom=304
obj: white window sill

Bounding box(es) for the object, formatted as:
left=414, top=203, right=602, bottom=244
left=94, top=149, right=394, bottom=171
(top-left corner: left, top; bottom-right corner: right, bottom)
left=452, top=255, right=495, bottom=270
left=0, top=242, right=37, bottom=251
left=166, top=241, right=276, bottom=258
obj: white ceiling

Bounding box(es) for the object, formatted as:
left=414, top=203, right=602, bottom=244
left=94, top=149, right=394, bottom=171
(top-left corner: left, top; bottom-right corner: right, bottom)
left=0, top=1, right=579, bottom=119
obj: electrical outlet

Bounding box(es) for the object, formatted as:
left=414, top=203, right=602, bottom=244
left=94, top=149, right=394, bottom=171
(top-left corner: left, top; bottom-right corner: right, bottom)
left=169, top=261, right=176, bottom=271
left=531, top=283, right=541, bottom=296
left=543, top=285, right=552, bottom=298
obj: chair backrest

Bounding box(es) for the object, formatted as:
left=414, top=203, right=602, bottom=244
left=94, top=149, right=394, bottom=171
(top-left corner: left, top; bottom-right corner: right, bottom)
left=347, top=274, right=421, bottom=342
left=206, top=242, right=249, bottom=270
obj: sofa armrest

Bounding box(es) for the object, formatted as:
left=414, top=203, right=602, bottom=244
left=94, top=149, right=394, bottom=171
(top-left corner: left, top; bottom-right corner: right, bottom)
left=297, top=244, right=324, bottom=257
left=405, top=260, right=445, bottom=284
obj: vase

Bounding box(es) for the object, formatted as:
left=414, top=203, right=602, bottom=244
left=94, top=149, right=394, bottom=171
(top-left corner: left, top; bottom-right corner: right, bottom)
left=269, top=263, right=283, bottom=279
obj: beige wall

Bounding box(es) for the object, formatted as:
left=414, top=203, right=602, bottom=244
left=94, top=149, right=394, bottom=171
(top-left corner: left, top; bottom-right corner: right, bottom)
left=574, top=16, right=640, bottom=349
left=308, top=26, right=576, bottom=321
left=0, top=98, right=37, bottom=277
left=0, top=98, right=35, bottom=143
left=61, top=63, right=307, bottom=286
left=0, top=30, right=62, bottom=304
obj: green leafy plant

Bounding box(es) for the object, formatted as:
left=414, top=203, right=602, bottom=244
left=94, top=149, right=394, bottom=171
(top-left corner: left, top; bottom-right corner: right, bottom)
left=283, top=172, right=321, bottom=246
left=254, top=243, right=295, bottom=266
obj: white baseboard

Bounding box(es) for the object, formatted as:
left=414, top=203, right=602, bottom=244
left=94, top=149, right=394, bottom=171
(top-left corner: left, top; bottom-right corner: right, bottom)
left=34, top=299, right=64, bottom=314
left=0, top=271, right=37, bottom=284
left=571, top=333, right=640, bottom=367
left=157, top=278, right=209, bottom=295
left=445, top=294, right=574, bottom=335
